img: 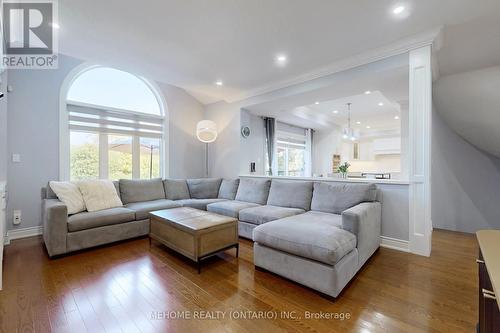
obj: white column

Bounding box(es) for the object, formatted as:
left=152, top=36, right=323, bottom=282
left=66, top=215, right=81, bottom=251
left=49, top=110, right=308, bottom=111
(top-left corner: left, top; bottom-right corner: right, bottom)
left=408, top=46, right=433, bottom=256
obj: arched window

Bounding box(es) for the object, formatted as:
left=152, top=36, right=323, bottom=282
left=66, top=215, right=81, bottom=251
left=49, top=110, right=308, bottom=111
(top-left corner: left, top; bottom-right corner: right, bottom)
left=63, top=66, right=166, bottom=181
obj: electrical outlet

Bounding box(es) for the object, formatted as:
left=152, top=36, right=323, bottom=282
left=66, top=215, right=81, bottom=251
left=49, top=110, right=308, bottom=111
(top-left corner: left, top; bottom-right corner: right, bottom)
left=13, top=210, right=21, bottom=225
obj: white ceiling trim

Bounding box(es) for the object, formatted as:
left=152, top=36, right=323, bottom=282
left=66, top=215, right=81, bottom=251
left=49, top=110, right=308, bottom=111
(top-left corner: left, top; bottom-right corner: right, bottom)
left=225, top=27, right=443, bottom=104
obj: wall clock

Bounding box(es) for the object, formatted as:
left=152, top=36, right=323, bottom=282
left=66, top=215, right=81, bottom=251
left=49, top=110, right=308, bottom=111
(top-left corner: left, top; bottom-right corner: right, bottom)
left=241, top=126, right=251, bottom=138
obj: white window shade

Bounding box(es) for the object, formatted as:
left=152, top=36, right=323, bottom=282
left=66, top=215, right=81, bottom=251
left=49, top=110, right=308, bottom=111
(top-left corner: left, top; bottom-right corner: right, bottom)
left=68, top=101, right=163, bottom=138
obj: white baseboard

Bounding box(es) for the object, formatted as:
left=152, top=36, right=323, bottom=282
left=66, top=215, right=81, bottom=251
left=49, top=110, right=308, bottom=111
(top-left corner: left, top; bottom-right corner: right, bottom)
left=4, top=226, right=43, bottom=245
left=380, top=236, right=410, bottom=253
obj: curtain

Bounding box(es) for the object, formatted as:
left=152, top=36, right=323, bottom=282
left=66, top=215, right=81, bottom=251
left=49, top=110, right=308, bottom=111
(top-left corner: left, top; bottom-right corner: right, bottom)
left=264, top=117, right=276, bottom=175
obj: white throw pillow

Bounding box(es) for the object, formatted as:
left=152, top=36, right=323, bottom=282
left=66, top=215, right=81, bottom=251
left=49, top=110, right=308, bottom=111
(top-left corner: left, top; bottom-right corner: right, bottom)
left=78, top=180, right=123, bottom=212
left=49, top=181, right=86, bottom=215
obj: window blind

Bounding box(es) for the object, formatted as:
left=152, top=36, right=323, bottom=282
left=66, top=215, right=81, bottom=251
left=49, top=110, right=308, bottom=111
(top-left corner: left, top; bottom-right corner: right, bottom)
left=67, top=101, right=163, bottom=138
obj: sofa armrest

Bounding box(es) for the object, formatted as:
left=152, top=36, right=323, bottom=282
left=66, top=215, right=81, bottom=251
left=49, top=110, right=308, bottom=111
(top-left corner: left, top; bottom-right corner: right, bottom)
left=42, top=199, right=68, bottom=257
left=342, top=202, right=381, bottom=267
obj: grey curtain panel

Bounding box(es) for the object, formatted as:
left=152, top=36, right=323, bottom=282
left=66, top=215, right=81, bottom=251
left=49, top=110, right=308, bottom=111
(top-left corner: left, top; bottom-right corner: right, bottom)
left=264, top=117, right=275, bottom=175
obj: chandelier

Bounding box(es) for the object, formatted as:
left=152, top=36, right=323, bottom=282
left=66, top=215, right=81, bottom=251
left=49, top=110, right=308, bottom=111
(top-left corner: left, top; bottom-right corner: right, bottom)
left=342, top=103, right=357, bottom=141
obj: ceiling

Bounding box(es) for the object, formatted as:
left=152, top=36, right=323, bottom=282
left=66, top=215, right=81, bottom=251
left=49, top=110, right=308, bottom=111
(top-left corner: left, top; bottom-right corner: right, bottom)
left=245, top=58, right=408, bottom=133
left=58, top=0, right=500, bottom=104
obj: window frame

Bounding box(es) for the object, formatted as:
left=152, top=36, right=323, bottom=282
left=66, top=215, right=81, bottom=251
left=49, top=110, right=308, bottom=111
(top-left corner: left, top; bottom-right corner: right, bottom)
left=60, top=64, right=169, bottom=181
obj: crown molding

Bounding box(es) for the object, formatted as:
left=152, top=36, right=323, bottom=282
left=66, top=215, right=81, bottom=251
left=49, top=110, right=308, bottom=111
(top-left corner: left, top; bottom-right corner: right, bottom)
left=225, top=27, right=443, bottom=104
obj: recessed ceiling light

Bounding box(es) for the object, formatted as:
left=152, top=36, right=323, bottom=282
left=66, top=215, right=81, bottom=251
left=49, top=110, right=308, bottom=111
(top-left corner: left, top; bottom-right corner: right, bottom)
left=356, top=121, right=361, bottom=125
left=332, top=110, right=338, bottom=114
left=275, top=54, right=288, bottom=66
left=315, top=101, right=320, bottom=105
left=378, top=102, right=384, bottom=106
left=215, top=80, right=223, bottom=86
left=394, top=115, right=400, bottom=120
left=366, top=125, right=371, bottom=129
left=393, top=5, right=405, bottom=15
left=364, top=90, right=371, bottom=95
left=50, top=22, right=60, bottom=29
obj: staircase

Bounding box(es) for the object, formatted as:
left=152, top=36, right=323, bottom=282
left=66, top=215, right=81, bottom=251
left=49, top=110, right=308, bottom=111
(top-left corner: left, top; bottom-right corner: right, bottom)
left=434, top=66, right=500, bottom=158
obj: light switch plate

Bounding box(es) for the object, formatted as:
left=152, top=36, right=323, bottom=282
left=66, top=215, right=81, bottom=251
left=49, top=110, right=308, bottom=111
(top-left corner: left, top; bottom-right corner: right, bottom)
left=12, top=154, right=20, bottom=163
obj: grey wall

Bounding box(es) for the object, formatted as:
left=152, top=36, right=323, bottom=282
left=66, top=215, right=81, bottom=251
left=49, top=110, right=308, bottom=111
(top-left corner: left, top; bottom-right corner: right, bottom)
left=432, top=110, right=500, bottom=233
left=6, top=55, right=205, bottom=231
left=158, top=83, right=205, bottom=179
left=205, top=101, right=242, bottom=178
left=0, top=71, right=8, bottom=181
left=240, top=110, right=265, bottom=175
left=7, top=55, right=82, bottom=231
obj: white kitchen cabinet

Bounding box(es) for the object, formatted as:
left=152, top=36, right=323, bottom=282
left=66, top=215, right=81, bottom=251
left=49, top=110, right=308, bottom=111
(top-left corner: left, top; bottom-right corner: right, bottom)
left=373, top=137, right=401, bottom=155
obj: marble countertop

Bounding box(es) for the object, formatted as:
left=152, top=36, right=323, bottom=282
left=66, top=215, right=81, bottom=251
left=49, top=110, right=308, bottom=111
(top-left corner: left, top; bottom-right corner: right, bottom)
left=239, top=174, right=410, bottom=185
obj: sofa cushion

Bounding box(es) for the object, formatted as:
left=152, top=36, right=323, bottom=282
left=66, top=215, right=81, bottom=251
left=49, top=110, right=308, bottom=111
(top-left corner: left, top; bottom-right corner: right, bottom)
left=311, top=182, right=377, bottom=214
left=78, top=180, right=123, bottom=212
left=124, top=199, right=181, bottom=220
left=175, top=198, right=227, bottom=210
left=207, top=200, right=260, bottom=218
left=119, top=178, right=165, bottom=204
left=218, top=179, right=240, bottom=200
left=164, top=179, right=191, bottom=200
left=301, top=210, right=343, bottom=227
left=239, top=205, right=305, bottom=225
left=267, top=180, right=313, bottom=210
left=253, top=214, right=356, bottom=266
left=49, top=181, right=86, bottom=215
left=67, top=207, right=135, bottom=232
left=186, top=178, right=222, bottom=199
left=234, top=178, right=271, bottom=205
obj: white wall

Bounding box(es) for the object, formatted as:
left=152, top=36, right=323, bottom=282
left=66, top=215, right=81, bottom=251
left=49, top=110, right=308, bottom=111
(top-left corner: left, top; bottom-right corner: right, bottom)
left=6, top=54, right=205, bottom=231
left=312, top=127, right=342, bottom=176
left=240, top=110, right=265, bottom=175
left=432, top=110, right=500, bottom=232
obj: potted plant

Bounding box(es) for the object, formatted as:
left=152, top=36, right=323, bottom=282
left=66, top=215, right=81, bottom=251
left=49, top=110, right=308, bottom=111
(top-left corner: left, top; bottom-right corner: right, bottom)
left=338, top=162, right=350, bottom=178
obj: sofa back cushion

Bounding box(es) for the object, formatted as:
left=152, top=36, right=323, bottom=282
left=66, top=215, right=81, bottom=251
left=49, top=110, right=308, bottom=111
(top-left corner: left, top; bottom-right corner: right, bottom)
left=235, top=178, right=271, bottom=205
left=119, top=178, right=165, bottom=204
left=218, top=179, right=240, bottom=200
left=45, top=182, right=58, bottom=199
left=311, top=182, right=377, bottom=214
left=186, top=178, right=222, bottom=199
left=164, top=179, right=191, bottom=200
left=267, top=180, right=313, bottom=210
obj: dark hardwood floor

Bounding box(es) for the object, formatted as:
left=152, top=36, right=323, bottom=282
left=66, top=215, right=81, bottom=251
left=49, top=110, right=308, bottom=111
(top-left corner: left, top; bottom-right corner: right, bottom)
left=0, top=229, right=478, bottom=332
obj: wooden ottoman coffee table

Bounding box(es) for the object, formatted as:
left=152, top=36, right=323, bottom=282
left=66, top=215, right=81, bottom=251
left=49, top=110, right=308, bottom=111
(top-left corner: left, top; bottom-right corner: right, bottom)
left=149, top=207, right=239, bottom=273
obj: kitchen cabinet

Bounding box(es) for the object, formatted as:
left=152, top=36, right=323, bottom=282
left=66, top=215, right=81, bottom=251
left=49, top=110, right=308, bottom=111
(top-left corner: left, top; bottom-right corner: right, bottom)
left=373, top=137, right=401, bottom=155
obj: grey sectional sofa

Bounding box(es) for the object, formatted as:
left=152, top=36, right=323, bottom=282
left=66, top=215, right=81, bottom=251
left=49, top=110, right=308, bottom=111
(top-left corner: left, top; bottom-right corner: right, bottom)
left=42, top=177, right=381, bottom=298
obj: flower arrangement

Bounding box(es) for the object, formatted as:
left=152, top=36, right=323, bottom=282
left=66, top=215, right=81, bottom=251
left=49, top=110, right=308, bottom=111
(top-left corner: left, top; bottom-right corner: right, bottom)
left=338, top=162, right=350, bottom=178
